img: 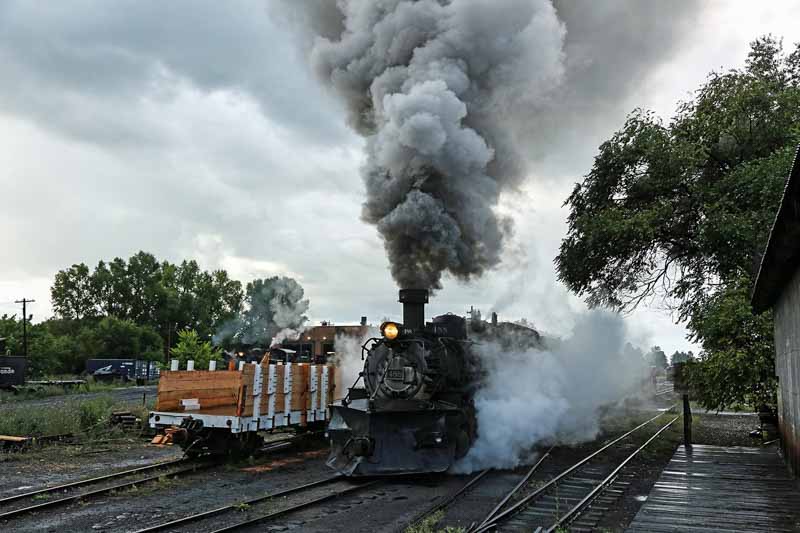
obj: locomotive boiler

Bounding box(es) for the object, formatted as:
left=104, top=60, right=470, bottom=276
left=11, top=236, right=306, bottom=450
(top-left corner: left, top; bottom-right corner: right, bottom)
left=326, top=289, right=480, bottom=476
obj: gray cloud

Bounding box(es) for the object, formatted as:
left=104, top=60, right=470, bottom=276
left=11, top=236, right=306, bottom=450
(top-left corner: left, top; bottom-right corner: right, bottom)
left=0, top=0, right=715, bottom=353
left=0, top=1, right=349, bottom=147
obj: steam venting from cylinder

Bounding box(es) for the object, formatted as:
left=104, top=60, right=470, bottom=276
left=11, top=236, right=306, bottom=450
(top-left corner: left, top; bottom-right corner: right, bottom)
left=299, top=0, right=566, bottom=290
left=399, top=289, right=429, bottom=330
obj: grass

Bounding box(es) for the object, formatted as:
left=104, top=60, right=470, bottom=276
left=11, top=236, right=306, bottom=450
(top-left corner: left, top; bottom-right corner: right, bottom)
left=0, top=395, right=153, bottom=439
left=405, top=511, right=465, bottom=533
left=111, top=474, right=177, bottom=497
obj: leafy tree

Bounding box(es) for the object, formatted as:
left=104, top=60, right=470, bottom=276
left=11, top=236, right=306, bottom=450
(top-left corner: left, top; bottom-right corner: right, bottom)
left=0, top=314, right=22, bottom=355
left=51, top=263, right=96, bottom=320
left=1, top=315, right=82, bottom=377
left=70, top=317, right=163, bottom=372
left=556, top=36, right=800, bottom=411
left=170, top=329, right=223, bottom=370
left=684, top=280, right=777, bottom=410
left=51, top=252, right=244, bottom=356
left=646, top=346, right=668, bottom=369
left=28, top=330, right=78, bottom=377
left=671, top=350, right=694, bottom=365
left=623, top=342, right=645, bottom=364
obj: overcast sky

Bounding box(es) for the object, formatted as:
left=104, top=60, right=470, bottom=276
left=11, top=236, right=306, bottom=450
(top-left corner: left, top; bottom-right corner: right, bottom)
left=2, top=1, right=800, bottom=354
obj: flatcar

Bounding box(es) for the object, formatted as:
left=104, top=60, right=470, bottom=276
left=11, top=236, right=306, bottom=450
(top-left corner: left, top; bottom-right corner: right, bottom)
left=149, top=356, right=335, bottom=456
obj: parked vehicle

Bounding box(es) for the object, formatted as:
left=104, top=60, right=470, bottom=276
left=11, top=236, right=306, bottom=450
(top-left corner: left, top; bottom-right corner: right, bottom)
left=85, top=358, right=160, bottom=384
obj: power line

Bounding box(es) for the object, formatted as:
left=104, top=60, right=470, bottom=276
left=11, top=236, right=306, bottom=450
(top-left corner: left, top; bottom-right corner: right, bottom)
left=14, top=298, right=35, bottom=358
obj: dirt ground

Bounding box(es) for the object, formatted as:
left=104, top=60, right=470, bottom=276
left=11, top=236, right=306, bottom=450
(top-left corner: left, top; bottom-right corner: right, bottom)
left=0, top=438, right=182, bottom=499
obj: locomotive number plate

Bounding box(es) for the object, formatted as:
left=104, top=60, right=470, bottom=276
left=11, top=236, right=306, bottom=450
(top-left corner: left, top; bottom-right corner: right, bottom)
left=387, top=369, right=404, bottom=379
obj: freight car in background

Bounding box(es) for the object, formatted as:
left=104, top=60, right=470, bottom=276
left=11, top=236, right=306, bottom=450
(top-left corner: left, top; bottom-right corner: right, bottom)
left=0, top=356, right=28, bottom=389
left=85, top=358, right=160, bottom=384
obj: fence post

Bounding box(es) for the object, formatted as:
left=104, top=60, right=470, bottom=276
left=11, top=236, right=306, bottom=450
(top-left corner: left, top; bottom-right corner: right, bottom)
left=683, top=393, right=692, bottom=452
left=209, top=360, right=216, bottom=371
left=170, top=359, right=179, bottom=371
left=187, top=360, right=195, bottom=371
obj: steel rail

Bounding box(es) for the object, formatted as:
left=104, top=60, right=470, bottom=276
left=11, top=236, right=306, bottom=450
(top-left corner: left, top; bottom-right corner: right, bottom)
left=207, top=480, right=383, bottom=533
left=407, top=468, right=492, bottom=530
left=475, top=408, right=674, bottom=533
left=0, top=457, right=187, bottom=506
left=133, top=475, right=343, bottom=532
left=471, top=446, right=553, bottom=531
left=0, top=461, right=214, bottom=521
left=544, top=415, right=679, bottom=533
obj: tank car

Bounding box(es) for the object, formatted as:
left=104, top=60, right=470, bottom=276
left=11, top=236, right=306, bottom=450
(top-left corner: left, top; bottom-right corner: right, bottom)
left=326, top=289, right=480, bottom=476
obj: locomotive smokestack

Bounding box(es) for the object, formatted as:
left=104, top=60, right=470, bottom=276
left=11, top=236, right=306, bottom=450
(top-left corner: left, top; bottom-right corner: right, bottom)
left=399, top=289, right=428, bottom=331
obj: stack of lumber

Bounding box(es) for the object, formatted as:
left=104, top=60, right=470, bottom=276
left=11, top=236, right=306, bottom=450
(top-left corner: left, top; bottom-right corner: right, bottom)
left=155, top=366, right=255, bottom=416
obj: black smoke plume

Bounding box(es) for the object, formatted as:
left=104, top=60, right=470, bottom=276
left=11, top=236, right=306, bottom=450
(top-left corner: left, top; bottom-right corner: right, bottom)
left=293, top=0, right=566, bottom=290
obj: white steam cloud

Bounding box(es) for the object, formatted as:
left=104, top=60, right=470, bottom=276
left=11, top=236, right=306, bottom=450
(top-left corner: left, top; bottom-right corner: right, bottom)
left=455, top=310, right=648, bottom=472
left=332, top=327, right=380, bottom=400
left=287, top=0, right=565, bottom=290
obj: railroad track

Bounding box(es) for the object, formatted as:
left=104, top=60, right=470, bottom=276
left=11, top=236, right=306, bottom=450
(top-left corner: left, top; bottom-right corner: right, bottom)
left=470, top=410, right=679, bottom=532
left=133, top=475, right=381, bottom=532
left=0, top=434, right=307, bottom=523
left=0, top=457, right=213, bottom=521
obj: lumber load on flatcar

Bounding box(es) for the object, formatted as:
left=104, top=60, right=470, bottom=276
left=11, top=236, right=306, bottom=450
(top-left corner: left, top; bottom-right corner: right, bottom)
left=149, top=358, right=335, bottom=456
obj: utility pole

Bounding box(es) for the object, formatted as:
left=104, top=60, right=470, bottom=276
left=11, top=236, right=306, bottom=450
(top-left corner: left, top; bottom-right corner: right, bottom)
left=14, top=298, right=35, bottom=358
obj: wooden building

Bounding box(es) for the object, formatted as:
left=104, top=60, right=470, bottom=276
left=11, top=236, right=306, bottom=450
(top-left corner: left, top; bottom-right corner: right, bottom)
left=752, top=145, right=800, bottom=476
left=279, top=320, right=370, bottom=362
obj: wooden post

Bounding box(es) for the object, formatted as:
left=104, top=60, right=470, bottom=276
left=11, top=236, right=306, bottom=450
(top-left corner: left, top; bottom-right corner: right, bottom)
left=683, top=393, right=692, bottom=452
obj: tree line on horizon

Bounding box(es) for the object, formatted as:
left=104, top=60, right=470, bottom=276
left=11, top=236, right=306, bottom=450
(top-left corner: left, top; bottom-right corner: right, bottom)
left=0, top=251, right=308, bottom=377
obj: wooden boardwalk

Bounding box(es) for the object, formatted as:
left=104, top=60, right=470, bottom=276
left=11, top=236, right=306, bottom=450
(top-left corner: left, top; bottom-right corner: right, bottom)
left=627, top=444, right=800, bottom=532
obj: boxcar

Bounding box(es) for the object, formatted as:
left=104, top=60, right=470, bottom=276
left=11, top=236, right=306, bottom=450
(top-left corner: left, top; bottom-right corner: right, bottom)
left=0, top=356, right=27, bottom=388
left=86, top=358, right=159, bottom=383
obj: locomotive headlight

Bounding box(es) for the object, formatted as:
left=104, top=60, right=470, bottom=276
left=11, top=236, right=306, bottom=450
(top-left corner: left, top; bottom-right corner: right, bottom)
left=382, top=322, right=399, bottom=340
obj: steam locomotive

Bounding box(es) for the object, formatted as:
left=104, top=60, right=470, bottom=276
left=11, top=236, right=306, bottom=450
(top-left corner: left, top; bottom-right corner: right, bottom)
left=326, top=289, right=481, bottom=476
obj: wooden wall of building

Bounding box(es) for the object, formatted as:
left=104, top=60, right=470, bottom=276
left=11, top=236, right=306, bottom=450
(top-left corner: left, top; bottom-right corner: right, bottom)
left=774, top=265, right=800, bottom=475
